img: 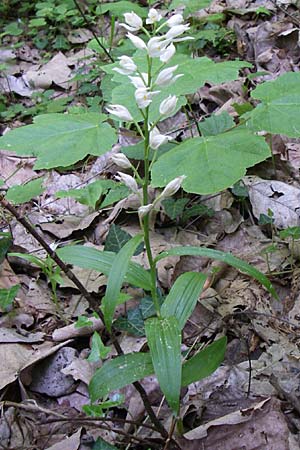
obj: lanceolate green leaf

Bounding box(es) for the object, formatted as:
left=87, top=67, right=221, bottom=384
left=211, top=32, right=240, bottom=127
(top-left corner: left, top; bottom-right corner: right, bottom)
left=181, top=337, right=227, bottom=386
left=154, top=247, right=277, bottom=298
left=246, top=72, right=300, bottom=138
left=102, top=234, right=144, bottom=330
left=0, top=113, right=117, bottom=169
left=151, top=128, right=270, bottom=195
left=89, top=352, right=153, bottom=402
left=161, top=272, right=207, bottom=329
left=89, top=338, right=226, bottom=402
left=145, top=316, right=182, bottom=414
left=57, top=245, right=152, bottom=291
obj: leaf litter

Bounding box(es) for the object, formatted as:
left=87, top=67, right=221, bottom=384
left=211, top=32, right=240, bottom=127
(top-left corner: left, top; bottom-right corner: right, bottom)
left=1, top=0, right=300, bottom=448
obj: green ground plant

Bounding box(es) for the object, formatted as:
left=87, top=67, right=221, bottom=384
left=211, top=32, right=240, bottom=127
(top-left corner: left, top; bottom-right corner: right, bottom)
left=1, top=0, right=300, bottom=442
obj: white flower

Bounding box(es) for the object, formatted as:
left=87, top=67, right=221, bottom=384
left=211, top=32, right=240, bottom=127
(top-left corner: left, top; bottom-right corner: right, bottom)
left=121, top=12, right=143, bottom=32
left=129, top=73, right=148, bottom=88
left=116, top=172, right=139, bottom=193
left=135, top=87, right=160, bottom=109
left=165, top=24, right=190, bottom=39
left=147, top=36, right=170, bottom=57
left=138, top=204, right=153, bottom=219
left=111, top=153, right=131, bottom=169
left=146, top=8, right=162, bottom=24
left=166, top=14, right=184, bottom=27
left=154, top=65, right=183, bottom=87
left=149, top=127, right=171, bottom=149
left=127, top=32, right=147, bottom=50
left=160, top=43, right=176, bottom=63
left=106, top=104, right=133, bottom=122
left=113, top=55, right=137, bottom=75
left=160, top=175, right=186, bottom=199
left=159, top=95, right=178, bottom=116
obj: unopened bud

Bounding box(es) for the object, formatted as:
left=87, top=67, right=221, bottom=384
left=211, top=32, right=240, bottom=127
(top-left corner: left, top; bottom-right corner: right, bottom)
left=111, top=153, right=131, bottom=169
left=138, top=203, right=153, bottom=219
left=160, top=175, right=186, bottom=199
left=116, top=172, right=138, bottom=193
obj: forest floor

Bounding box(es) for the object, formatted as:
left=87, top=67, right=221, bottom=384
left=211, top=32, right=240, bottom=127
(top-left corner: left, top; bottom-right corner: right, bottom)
left=1, top=0, right=300, bottom=449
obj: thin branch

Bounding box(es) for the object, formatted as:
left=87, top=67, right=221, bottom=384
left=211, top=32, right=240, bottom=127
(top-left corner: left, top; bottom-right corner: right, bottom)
left=72, top=0, right=115, bottom=62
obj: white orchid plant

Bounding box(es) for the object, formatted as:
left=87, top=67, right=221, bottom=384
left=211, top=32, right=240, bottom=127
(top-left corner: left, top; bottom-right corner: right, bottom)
left=107, top=8, right=191, bottom=314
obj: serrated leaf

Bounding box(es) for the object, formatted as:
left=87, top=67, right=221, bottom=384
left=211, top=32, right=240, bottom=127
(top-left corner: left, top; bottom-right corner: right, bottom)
left=154, top=246, right=277, bottom=298
left=89, top=352, right=154, bottom=401
left=114, top=307, right=145, bottom=336
left=181, top=337, right=227, bottom=386
left=161, top=272, right=207, bottom=329
left=0, top=113, right=117, bottom=169
left=145, top=316, right=182, bottom=414
left=57, top=245, right=152, bottom=291
left=182, top=204, right=214, bottom=222
left=102, top=234, right=144, bottom=330
left=199, top=112, right=235, bottom=136
left=104, top=224, right=143, bottom=255
left=246, top=72, right=300, bottom=137
left=151, top=128, right=270, bottom=195
left=6, top=177, right=45, bottom=204
left=162, top=198, right=189, bottom=220
left=0, top=285, right=19, bottom=311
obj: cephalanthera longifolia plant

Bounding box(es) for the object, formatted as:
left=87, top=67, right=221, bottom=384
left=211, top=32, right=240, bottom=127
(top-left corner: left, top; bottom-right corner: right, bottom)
left=55, top=9, right=276, bottom=419
left=0, top=3, right=286, bottom=431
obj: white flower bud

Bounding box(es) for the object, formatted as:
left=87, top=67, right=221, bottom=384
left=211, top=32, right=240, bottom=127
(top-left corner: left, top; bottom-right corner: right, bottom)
left=113, top=55, right=137, bottom=75
left=149, top=127, right=171, bottom=149
left=135, top=87, right=160, bottom=109
left=129, top=73, right=148, bottom=89
left=160, top=176, right=186, bottom=199
left=111, top=153, right=131, bottom=169
left=106, top=104, right=133, bottom=122
left=116, top=172, right=139, bottom=193
left=159, top=95, right=178, bottom=116
left=138, top=204, right=153, bottom=219
left=147, top=36, right=170, bottom=57
left=121, top=12, right=143, bottom=32
left=154, top=65, right=183, bottom=87
left=166, top=14, right=184, bottom=28
left=159, top=43, right=176, bottom=63
left=166, top=24, right=190, bottom=39
left=127, top=32, right=147, bottom=50
left=146, top=8, right=162, bottom=24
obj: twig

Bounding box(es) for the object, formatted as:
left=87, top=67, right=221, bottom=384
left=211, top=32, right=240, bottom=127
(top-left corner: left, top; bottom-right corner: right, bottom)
left=72, top=0, right=115, bottom=62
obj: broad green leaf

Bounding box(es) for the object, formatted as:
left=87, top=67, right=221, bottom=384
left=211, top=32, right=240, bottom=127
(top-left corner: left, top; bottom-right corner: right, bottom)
left=102, top=234, right=144, bottom=330
left=0, top=113, right=117, bottom=169
left=181, top=337, right=227, bottom=386
left=0, top=285, right=19, bottom=311
left=151, top=128, right=270, bottom=194
left=93, top=437, right=118, bottom=450
left=89, top=352, right=154, bottom=401
left=145, top=316, right=182, bottom=414
left=198, top=112, right=235, bottom=136
left=104, top=224, right=144, bottom=254
left=161, top=272, right=207, bottom=329
left=57, top=245, right=152, bottom=291
left=154, top=246, right=277, bottom=298
left=6, top=177, right=45, bottom=204
left=8, top=252, right=45, bottom=268
left=246, top=72, right=300, bottom=137
left=99, top=183, right=129, bottom=208
left=170, top=0, right=212, bottom=15
left=96, top=1, right=147, bottom=18
left=0, top=233, right=12, bottom=264
left=88, top=331, right=111, bottom=362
